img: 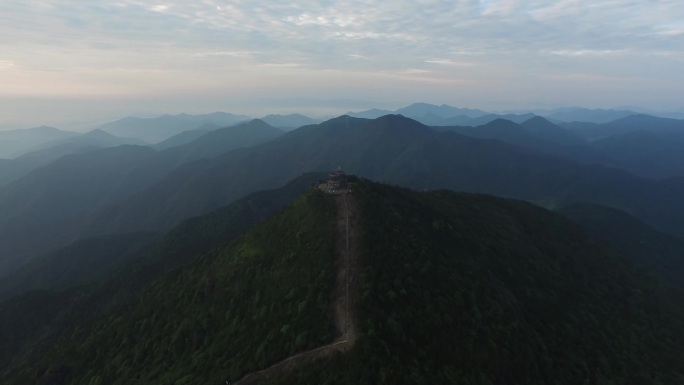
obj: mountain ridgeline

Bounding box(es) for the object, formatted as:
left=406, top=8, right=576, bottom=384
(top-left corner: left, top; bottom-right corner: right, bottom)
left=4, top=112, right=684, bottom=283
left=2, top=179, right=684, bottom=384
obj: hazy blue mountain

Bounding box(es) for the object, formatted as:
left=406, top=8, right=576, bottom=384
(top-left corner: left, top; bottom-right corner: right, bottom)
left=395, top=102, right=488, bottom=118
left=434, top=117, right=587, bottom=150
left=435, top=118, right=542, bottom=148
left=588, top=130, right=684, bottom=178
left=17, top=129, right=147, bottom=158
left=346, top=108, right=394, bottom=119
left=349, top=103, right=488, bottom=121
left=95, top=112, right=251, bottom=143
left=0, top=120, right=286, bottom=275
left=153, top=123, right=220, bottom=150
left=433, top=117, right=607, bottom=167
left=77, top=114, right=684, bottom=243
left=559, top=203, right=684, bottom=288
left=0, top=126, right=77, bottom=159
left=4, top=114, right=684, bottom=280
left=159, top=119, right=283, bottom=166
left=0, top=129, right=150, bottom=188
left=0, top=145, right=161, bottom=273
left=520, top=116, right=587, bottom=146
left=259, top=114, right=321, bottom=130
left=541, top=107, right=639, bottom=123
left=561, top=114, right=684, bottom=141
left=0, top=173, right=322, bottom=299
left=440, top=113, right=537, bottom=126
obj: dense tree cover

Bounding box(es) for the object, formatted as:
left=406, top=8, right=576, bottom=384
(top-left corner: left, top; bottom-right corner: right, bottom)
left=3, top=177, right=684, bottom=385
left=0, top=173, right=322, bottom=301
left=558, top=203, right=684, bottom=288
left=0, top=232, right=158, bottom=300
left=0, top=189, right=337, bottom=385
left=275, top=180, right=684, bottom=384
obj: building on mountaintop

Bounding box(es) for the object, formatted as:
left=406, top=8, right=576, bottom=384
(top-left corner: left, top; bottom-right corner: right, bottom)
left=327, top=168, right=348, bottom=191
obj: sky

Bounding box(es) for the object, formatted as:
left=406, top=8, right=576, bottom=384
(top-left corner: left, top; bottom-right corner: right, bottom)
left=0, top=0, right=683, bottom=129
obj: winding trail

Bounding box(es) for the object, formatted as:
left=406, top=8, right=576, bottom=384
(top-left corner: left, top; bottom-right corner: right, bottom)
left=228, top=192, right=359, bottom=385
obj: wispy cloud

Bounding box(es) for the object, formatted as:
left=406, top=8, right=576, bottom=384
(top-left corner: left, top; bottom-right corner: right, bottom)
left=425, top=59, right=476, bottom=67
left=0, top=60, right=14, bottom=70
left=0, top=0, right=683, bottom=121
left=547, top=49, right=627, bottom=57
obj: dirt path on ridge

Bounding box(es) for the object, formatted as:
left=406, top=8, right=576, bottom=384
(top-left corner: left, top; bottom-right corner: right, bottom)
left=228, top=193, right=360, bottom=385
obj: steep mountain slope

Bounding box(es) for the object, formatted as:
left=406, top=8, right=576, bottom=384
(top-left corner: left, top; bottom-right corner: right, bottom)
left=0, top=172, right=322, bottom=299
left=0, top=232, right=158, bottom=299
left=0, top=121, right=285, bottom=275
left=590, top=129, right=684, bottom=178
left=276, top=181, right=684, bottom=384
left=0, top=130, right=148, bottom=188
left=558, top=203, right=684, bottom=288
left=3, top=180, right=684, bottom=384
left=434, top=117, right=606, bottom=166
left=520, top=116, right=587, bottom=146
left=161, top=119, right=283, bottom=166
left=1, top=187, right=338, bottom=385
left=0, top=145, right=160, bottom=274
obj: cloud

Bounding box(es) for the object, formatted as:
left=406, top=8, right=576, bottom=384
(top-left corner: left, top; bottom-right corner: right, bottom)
left=425, top=59, right=476, bottom=67
left=547, top=49, right=626, bottom=57
left=0, top=0, right=683, bottom=117
left=0, top=60, right=14, bottom=70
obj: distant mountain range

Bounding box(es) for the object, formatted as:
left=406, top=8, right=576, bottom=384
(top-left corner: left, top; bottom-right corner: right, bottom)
left=95, top=112, right=252, bottom=143
left=0, top=126, right=77, bottom=159
left=2, top=108, right=684, bottom=276
left=0, top=129, right=148, bottom=188
left=347, top=102, right=669, bottom=126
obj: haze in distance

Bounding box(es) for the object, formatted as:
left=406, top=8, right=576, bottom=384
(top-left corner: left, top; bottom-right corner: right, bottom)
left=0, top=1, right=683, bottom=129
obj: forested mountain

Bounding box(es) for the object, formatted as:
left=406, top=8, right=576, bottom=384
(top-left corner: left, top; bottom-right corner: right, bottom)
left=78, top=114, right=684, bottom=242
left=2, top=179, right=684, bottom=384
left=438, top=115, right=684, bottom=179
left=3, top=113, right=684, bottom=280
left=1, top=183, right=338, bottom=385
left=0, top=129, right=148, bottom=188
left=590, top=130, right=684, bottom=178
left=0, top=172, right=321, bottom=300
left=0, top=120, right=284, bottom=275
left=160, top=119, right=283, bottom=166
left=559, top=203, right=684, bottom=288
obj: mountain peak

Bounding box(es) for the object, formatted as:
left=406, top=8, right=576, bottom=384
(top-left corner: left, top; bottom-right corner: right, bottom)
left=84, top=128, right=117, bottom=138
left=521, top=115, right=556, bottom=129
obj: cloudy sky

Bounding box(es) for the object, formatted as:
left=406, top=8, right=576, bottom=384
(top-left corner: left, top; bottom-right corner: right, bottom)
left=0, top=1, right=683, bottom=128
